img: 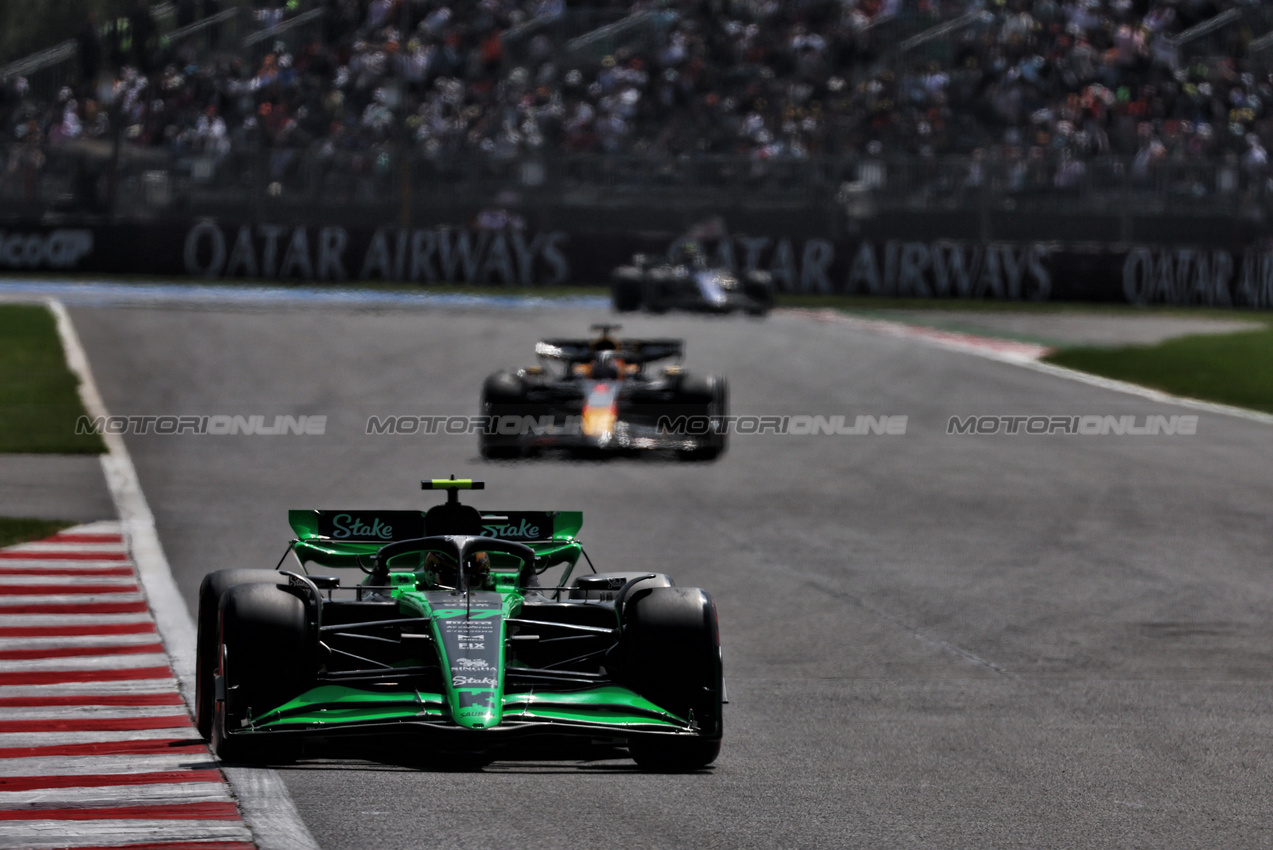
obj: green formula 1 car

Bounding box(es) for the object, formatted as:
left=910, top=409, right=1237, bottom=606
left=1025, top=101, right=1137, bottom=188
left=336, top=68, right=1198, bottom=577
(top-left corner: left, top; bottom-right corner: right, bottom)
left=194, top=477, right=724, bottom=771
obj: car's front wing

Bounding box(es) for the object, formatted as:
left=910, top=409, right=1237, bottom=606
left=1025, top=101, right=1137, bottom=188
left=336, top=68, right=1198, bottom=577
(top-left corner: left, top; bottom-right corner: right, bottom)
left=221, top=684, right=709, bottom=747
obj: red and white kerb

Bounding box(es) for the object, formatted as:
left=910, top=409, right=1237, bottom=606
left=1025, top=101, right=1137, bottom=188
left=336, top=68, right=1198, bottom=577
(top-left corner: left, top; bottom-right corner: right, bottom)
left=0, top=522, right=255, bottom=850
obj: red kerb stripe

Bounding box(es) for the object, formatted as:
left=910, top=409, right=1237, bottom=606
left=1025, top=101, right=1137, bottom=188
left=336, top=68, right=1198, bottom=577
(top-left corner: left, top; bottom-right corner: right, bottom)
left=0, top=770, right=223, bottom=791
left=0, top=551, right=127, bottom=561
left=0, top=622, right=154, bottom=638
left=0, top=584, right=139, bottom=596
left=0, top=567, right=134, bottom=576
left=0, top=665, right=172, bottom=686
left=0, top=737, right=207, bottom=759
left=0, top=601, right=149, bottom=615
left=48, top=534, right=124, bottom=544
left=0, top=801, right=241, bottom=821
left=0, top=642, right=164, bottom=660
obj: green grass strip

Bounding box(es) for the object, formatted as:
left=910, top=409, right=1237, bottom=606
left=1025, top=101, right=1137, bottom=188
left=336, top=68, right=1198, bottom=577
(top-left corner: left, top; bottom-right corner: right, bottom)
left=1044, top=323, right=1273, bottom=414
left=783, top=294, right=1273, bottom=414
left=0, top=516, right=75, bottom=548
left=0, top=304, right=105, bottom=453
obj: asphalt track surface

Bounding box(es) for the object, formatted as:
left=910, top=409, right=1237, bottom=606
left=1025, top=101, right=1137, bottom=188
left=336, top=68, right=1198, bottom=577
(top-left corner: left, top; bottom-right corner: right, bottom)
left=68, top=302, right=1273, bottom=849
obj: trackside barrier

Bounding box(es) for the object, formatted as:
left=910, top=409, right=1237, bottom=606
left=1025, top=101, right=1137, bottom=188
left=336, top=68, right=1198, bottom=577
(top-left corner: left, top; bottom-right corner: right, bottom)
left=2, top=220, right=1272, bottom=309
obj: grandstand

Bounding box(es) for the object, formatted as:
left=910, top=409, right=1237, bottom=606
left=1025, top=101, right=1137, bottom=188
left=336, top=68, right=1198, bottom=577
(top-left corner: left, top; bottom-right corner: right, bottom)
left=3, top=0, right=1273, bottom=248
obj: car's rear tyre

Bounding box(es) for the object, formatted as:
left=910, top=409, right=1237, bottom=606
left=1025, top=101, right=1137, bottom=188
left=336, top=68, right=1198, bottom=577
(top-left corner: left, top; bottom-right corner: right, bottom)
left=611, top=273, right=643, bottom=312
left=742, top=273, right=775, bottom=316
left=211, top=583, right=310, bottom=764
left=480, top=371, right=527, bottom=460
left=675, top=375, right=728, bottom=462
left=645, top=269, right=674, bottom=313
left=195, top=569, right=285, bottom=740
left=617, top=586, right=723, bottom=771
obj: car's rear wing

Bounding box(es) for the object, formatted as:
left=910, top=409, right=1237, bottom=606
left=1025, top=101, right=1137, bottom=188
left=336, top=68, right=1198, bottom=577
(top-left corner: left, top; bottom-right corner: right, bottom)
left=286, top=509, right=583, bottom=568
left=535, top=339, right=683, bottom=364
left=289, top=509, right=581, bottom=543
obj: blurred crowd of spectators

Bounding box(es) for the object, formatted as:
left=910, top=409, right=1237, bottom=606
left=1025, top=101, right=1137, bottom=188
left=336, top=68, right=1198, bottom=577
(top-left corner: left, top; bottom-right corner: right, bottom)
left=3, top=0, right=1273, bottom=197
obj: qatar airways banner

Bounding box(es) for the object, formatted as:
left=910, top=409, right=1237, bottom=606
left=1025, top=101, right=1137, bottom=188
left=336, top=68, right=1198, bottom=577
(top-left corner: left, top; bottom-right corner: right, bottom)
left=2, top=220, right=1271, bottom=309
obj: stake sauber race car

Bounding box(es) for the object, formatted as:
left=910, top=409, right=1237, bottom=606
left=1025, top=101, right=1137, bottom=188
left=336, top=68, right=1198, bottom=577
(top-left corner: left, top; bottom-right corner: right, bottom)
left=479, top=324, right=727, bottom=460
left=195, top=478, right=724, bottom=770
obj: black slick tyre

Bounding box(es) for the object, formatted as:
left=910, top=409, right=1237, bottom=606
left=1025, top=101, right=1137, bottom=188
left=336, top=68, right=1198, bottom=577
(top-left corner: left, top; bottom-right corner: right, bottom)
left=480, top=371, right=526, bottom=460
left=617, top=586, right=723, bottom=771
left=211, top=582, right=309, bottom=764
left=611, top=273, right=643, bottom=312
left=742, top=274, right=775, bottom=316
left=195, top=569, right=285, bottom=740
left=675, top=375, right=728, bottom=461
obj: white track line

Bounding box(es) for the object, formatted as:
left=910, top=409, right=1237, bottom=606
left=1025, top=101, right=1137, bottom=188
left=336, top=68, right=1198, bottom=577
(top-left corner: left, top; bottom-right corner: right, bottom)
left=1015, top=358, right=1273, bottom=426
left=1, top=706, right=193, bottom=720
left=0, top=729, right=199, bottom=747
left=0, top=595, right=146, bottom=608
left=0, top=634, right=163, bottom=649
left=47, top=298, right=321, bottom=850
left=784, top=307, right=1053, bottom=362
left=0, top=613, right=155, bottom=627
left=791, top=307, right=1273, bottom=426
left=0, top=655, right=171, bottom=673
left=0, top=578, right=140, bottom=590
left=45, top=302, right=195, bottom=699
left=0, top=680, right=178, bottom=698
left=2, top=544, right=127, bottom=554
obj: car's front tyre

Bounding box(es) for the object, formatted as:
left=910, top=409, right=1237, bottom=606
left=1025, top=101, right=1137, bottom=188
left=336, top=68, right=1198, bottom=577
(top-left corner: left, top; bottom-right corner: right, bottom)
left=195, top=569, right=288, bottom=740
left=211, top=582, right=310, bottom=764
left=628, top=736, right=722, bottom=772
left=617, top=586, right=723, bottom=771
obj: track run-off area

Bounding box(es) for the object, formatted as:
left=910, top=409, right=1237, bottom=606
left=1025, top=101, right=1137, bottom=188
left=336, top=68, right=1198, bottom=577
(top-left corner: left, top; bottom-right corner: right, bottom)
left=17, top=291, right=1273, bottom=849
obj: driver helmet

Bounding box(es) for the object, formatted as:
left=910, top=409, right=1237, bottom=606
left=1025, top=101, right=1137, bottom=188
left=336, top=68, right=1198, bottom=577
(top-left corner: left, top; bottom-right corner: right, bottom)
left=592, top=349, right=620, bottom=380
left=676, top=240, right=706, bottom=269
left=423, top=550, right=491, bottom=589
left=468, top=551, right=491, bottom=587
left=423, top=551, right=459, bottom=588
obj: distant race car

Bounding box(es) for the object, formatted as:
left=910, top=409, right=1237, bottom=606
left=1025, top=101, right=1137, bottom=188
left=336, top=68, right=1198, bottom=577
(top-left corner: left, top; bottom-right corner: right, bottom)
left=479, top=324, right=728, bottom=460
left=611, top=243, right=774, bottom=316
left=195, top=478, right=724, bottom=771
